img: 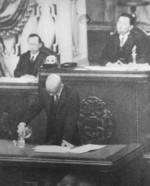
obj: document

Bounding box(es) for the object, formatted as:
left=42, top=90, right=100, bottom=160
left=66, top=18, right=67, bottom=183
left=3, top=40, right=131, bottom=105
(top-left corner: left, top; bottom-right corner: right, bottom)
left=34, top=145, right=71, bottom=153
left=82, top=63, right=150, bottom=71
left=34, top=144, right=106, bottom=154
left=69, top=144, right=106, bottom=153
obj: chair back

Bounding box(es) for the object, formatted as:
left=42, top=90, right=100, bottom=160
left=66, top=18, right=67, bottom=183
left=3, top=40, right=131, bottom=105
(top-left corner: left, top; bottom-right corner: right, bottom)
left=78, top=96, right=115, bottom=144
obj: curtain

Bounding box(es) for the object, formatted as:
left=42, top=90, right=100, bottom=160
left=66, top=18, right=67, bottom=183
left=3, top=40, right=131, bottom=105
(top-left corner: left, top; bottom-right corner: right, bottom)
left=0, top=0, right=35, bottom=38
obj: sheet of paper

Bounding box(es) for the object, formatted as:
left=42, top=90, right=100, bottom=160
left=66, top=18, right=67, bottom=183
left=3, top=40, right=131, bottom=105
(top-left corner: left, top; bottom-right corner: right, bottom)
left=34, top=144, right=106, bottom=154
left=69, top=144, right=106, bottom=154
left=83, top=63, right=150, bottom=71
left=34, top=145, right=71, bottom=153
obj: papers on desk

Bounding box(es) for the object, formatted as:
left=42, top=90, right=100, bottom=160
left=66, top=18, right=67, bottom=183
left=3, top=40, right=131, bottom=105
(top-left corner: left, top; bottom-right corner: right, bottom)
left=77, top=63, right=150, bottom=71
left=69, top=144, right=106, bottom=153
left=143, top=153, right=150, bottom=158
left=34, top=146, right=70, bottom=153
left=0, top=76, right=38, bottom=83
left=34, top=144, right=106, bottom=154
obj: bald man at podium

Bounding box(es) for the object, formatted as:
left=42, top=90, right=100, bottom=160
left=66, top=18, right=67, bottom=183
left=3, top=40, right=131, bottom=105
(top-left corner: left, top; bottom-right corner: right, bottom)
left=17, top=73, right=80, bottom=146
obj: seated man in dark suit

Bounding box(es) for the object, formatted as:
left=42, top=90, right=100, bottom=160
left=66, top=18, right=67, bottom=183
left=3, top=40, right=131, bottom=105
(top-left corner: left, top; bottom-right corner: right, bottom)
left=101, top=13, right=150, bottom=65
left=14, top=33, right=56, bottom=77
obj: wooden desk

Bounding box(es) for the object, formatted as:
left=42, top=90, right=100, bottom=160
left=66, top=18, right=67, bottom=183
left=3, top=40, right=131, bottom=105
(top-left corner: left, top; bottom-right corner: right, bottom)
left=39, top=68, right=150, bottom=149
left=0, top=140, right=144, bottom=186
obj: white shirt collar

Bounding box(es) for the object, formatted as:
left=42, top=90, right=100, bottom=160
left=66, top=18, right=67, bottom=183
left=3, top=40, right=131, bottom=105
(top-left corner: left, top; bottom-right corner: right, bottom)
left=119, top=32, right=130, bottom=40
left=30, top=51, right=39, bottom=60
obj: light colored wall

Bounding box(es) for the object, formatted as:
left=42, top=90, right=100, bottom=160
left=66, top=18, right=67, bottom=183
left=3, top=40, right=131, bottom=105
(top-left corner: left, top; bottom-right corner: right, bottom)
left=86, top=0, right=150, bottom=31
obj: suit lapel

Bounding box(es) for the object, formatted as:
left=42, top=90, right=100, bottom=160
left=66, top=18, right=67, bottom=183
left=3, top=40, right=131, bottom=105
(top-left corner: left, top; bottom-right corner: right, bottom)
left=115, top=36, right=120, bottom=53
left=44, top=90, right=54, bottom=111
left=121, top=34, right=134, bottom=55
left=32, top=52, right=42, bottom=75
left=57, top=86, right=67, bottom=114
left=112, top=35, right=120, bottom=58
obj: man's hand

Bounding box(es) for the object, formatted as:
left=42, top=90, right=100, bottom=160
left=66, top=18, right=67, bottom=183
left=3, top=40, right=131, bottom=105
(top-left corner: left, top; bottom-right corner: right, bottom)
left=17, top=122, right=26, bottom=137
left=61, top=140, right=74, bottom=148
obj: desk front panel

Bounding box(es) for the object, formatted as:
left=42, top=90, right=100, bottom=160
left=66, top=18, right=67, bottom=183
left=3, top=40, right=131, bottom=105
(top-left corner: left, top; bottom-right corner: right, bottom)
left=0, top=140, right=144, bottom=186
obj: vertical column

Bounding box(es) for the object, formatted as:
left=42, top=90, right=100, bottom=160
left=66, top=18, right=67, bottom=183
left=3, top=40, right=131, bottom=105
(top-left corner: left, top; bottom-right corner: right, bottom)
left=77, top=0, right=88, bottom=64
left=57, top=0, right=72, bottom=63
left=37, top=1, right=55, bottom=49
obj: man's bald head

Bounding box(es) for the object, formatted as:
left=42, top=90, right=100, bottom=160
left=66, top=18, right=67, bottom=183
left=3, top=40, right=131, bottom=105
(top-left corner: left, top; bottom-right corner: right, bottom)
left=45, top=74, right=62, bottom=95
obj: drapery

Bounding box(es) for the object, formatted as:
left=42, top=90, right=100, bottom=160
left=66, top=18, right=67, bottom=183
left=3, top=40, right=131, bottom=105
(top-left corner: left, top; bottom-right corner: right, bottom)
left=0, top=0, right=35, bottom=38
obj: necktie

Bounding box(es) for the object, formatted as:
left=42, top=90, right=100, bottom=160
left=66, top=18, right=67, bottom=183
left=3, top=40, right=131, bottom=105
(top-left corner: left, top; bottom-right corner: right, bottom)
left=51, top=95, right=59, bottom=113
left=54, top=95, right=59, bottom=108
left=120, top=36, right=126, bottom=47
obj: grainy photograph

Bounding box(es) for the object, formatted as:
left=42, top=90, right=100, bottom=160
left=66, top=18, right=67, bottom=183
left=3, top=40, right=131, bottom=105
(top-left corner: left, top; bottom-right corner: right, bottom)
left=0, top=0, right=150, bottom=185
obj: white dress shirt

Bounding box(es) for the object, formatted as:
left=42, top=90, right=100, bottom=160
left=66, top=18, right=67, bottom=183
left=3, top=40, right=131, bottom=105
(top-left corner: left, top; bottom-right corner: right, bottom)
left=30, top=51, right=39, bottom=61
left=119, top=32, right=130, bottom=47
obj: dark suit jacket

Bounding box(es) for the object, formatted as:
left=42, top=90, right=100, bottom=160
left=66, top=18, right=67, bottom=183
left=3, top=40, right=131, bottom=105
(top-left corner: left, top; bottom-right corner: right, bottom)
left=21, top=85, right=80, bottom=145
left=101, top=27, right=150, bottom=65
left=14, top=50, right=49, bottom=77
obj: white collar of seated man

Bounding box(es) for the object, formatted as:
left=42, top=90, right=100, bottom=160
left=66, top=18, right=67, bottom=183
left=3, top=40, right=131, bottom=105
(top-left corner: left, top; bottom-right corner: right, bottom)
left=30, top=51, right=39, bottom=60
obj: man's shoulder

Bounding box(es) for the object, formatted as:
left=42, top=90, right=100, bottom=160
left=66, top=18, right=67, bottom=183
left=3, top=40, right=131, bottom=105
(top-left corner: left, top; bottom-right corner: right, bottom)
left=40, top=45, right=57, bottom=56
left=21, top=50, right=30, bottom=56
left=19, top=51, right=30, bottom=59
left=131, top=26, right=148, bottom=38
left=38, top=88, right=47, bottom=100
left=105, top=31, right=119, bottom=43
left=37, top=50, right=49, bottom=59
left=64, top=84, right=79, bottom=96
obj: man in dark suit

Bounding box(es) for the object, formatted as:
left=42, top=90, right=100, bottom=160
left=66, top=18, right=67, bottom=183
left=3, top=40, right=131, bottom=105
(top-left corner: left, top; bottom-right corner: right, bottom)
left=14, top=34, right=55, bottom=77
left=17, top=73, right=80, bottom=146
left=101, top=13, right=150, bottom=65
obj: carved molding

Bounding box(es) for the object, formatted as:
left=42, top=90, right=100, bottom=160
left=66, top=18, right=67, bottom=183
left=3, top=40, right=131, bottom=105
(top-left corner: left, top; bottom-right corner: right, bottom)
left=78, top=96, right=115, bottom=144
